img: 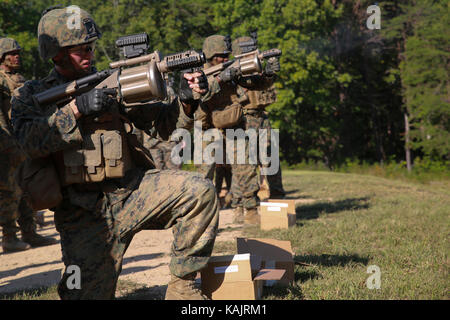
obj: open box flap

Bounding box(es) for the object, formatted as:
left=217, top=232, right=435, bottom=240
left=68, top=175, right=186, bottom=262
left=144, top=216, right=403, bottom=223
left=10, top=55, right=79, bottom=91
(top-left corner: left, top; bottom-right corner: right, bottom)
left=253, top=268, right=286, bottom=281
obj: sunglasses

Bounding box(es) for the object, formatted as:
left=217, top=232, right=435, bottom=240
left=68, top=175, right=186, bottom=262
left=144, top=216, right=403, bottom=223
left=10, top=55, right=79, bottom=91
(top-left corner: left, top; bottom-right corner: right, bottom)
left=214, top=53, right=230, bottom=59
left=67, top=42, right=96, bottom=55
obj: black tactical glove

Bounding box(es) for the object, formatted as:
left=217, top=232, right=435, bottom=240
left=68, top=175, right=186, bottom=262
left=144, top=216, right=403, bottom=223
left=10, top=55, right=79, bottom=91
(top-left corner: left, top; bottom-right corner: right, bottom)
left=218, top=66, right=241, bottom=83
left=264, top=57, right=280, bottom=76
left=179, top=71, right=208, bottom=107
left=75, top=88, right=116, bottom=116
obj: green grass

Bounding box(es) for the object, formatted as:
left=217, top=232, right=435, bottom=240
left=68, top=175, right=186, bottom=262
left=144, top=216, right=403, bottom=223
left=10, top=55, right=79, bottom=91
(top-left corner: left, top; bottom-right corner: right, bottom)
left=285, top=159, right=450, bottom=185
left=0, top=280, right=164, bottom=300
left=248, top=170, right=449, bottom=300
left=2, top=170, right=448, bottom=300
left=0, top=286, right=59, bottom=300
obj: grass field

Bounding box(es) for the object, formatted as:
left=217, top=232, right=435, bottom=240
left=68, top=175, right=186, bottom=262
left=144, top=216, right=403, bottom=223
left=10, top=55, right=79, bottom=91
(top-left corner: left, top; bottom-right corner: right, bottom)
left=254, top=170, right=449, bottom=299
left=2, top=170, right=449, bottom=300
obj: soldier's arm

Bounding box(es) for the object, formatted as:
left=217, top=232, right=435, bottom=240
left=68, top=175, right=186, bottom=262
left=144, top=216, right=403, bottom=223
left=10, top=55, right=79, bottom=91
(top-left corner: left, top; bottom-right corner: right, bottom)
left=11, top=81, right=83, bottom=159
left=0, top=79, right=21, bottom=152
left=197, top=75, right=221, bottom=104
left=237, top=73, right=275, bottom=91
left=124, top=96, right=194, bottom=141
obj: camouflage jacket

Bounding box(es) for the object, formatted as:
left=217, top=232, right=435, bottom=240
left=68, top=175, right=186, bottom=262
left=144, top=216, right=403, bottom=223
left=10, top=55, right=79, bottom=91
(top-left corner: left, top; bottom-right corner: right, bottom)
left=11, top=68, right=194, bottom=210
left=196, top=63, right=274, bottom=129
left=0, top=69, right=25, bottom=152
left=11, top=68, right=193, bottom=159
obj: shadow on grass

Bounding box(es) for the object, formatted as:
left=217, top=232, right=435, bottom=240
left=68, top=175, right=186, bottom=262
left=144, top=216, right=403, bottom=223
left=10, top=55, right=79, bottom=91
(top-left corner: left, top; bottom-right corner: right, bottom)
left=283, top=189, right=300, bottom=196
left=294, top=253, right=370, bottom=267
left=263, top=253, right=369, bottom=300
left=217, top=226, right=242, bottom=235
left=296, top=197, right=370, bottom=220
left=262, top=283, right=304, bottom=300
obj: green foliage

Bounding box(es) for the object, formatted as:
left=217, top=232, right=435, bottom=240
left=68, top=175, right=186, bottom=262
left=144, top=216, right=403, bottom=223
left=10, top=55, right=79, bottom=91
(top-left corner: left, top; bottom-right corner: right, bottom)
left=382, top=0, right=450, bottom=162
left=0, top=0, right=448, bottom=168
left=400, top=1, right=450, bottom=159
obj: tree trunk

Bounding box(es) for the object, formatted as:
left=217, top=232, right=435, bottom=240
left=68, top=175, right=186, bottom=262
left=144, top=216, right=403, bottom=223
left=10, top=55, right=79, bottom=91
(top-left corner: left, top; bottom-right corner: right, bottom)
left=404, top=111, right=412, bottom=172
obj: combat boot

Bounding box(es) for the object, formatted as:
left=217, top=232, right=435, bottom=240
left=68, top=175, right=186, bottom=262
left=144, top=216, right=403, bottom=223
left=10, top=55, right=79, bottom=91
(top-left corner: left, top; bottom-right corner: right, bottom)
left=2, top=232, right=31, bottom=253
left=22, top=231, right=57, bottom=247
left=223, top=192, right=232, bottom=209
left=233, top=206, right=244, bottom=224
left=35, top=211, right=45, bottom=228
left=244, top=207, right=260, bottom=226
left=165, top=273, right=208, bottom=300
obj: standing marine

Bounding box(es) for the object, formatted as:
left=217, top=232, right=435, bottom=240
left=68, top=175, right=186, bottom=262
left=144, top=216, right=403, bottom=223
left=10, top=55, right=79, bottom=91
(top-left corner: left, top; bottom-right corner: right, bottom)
left=231, top=36, right=286, bottom=201
left=196, top=34, right=279, bottom=225
left=0, top=37, right=56, bottom=252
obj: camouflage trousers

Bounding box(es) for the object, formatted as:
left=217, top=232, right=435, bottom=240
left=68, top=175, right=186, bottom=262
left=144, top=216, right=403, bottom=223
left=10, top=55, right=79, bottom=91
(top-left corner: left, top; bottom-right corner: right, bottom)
left=195, top=128, right=260, bottom=209
left=0, top=148, right=35, bottom=234
left=55, top=169, right=219, bottom=300
left=195, top=138, right=216, bottom=181
left=145, top=138, right=182, bottom=171
left=241, top=110, right=285, bottom=199
left=229, top=132, right=260, bottom=209
left=214, top=164, right=232, bottom=194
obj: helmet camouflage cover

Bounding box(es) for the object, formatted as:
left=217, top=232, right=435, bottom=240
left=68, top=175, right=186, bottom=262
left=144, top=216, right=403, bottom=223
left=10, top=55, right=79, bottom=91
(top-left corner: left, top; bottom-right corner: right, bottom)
left=202, top=35, right=231, bottom=60
left=38, top=6, right=101, bottom=60
left=0, top=38, right=21, bottom=60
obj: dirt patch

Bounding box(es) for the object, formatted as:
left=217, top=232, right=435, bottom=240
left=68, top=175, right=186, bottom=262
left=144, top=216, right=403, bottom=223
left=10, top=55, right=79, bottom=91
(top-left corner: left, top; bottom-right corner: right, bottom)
left=0, top=207, right=242, bottom=298
left=1, top=196, right=317, bottom=298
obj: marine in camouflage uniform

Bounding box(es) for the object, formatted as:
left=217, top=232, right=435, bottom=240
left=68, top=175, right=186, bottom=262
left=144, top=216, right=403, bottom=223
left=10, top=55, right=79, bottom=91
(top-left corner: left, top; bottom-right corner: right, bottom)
left=0, top=37, right=56, bottom=252
left=214, top=163, right=232, bottom=209
left=196, top=35, right=275, bottom=224
left=11, top=7, right=217, bottom=300
left=231, top=37, right=286, bottom=201
left=142, top=85, right=183, bottom=170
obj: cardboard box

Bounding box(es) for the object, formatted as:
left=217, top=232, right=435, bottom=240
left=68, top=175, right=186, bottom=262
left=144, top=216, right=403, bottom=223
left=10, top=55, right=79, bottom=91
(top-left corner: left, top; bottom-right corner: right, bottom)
left=237, top=238, right=295, bottom=286
left=268, top=199, right=296, bottom=215
left=201, top=253, right=285, bottom=300
left=260, top=201, right=296, bottom=230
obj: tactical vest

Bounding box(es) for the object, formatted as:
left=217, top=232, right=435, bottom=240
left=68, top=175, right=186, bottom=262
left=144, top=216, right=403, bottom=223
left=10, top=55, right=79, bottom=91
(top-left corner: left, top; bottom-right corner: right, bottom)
left=0, top=69, right=25, bottom=120
left=55, top=111, right=135, bottom=186
left=239, top=84, right=277, bottom=111
left=201, top=68, right=246, bottom=129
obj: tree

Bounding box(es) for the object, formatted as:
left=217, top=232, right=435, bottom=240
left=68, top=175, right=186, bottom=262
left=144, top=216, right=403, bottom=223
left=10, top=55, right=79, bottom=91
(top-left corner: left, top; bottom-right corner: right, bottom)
left=383, top=0, right=450, bottom=164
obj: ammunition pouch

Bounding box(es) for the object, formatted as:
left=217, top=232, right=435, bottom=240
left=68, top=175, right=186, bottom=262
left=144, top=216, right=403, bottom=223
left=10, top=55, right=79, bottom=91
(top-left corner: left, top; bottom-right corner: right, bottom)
left=16, top=157, right=63, bottom=211
left=211, top=103, right=243, bottom=129
left=58, top=113, right=135, bottom=185
left=242, top=86, right=277, bottom=110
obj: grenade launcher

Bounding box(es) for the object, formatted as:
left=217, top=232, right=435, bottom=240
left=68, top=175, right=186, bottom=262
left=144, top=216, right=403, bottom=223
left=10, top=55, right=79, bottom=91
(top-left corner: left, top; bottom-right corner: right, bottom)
left=33, top=32, right=206, bottom=107
left=202, top=31, right=282, bottom=78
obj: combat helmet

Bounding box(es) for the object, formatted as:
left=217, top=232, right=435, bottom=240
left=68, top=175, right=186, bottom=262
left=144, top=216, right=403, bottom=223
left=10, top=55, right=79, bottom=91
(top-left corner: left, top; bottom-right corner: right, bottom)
left=0, top=38, right=21, bottom=60
left=37, top=5, right=101, bottom=60
left=202, top=35, right=231, bottom=60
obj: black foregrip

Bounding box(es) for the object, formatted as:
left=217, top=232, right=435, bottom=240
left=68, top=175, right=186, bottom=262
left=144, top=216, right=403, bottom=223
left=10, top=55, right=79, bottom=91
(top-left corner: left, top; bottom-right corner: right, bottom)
left=33, top=69, right=114, bottom=106
left=261, top=48, right=282, bottom=59
left=76, top=69, right=114, bottom=87
left=165, top=51, right=206, bottom=71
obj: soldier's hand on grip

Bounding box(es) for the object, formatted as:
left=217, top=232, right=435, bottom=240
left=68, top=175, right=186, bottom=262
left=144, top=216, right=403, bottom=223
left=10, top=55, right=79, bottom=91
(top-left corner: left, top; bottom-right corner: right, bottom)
left=218, top=66, right=241, bottom=83
left=179, top=71, right=208, bottom=102
left=179, top=71, right=208, bottom=116
left=264, top=57, right=280, bottom=76
left=75, top=88, right=116, bottom=116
